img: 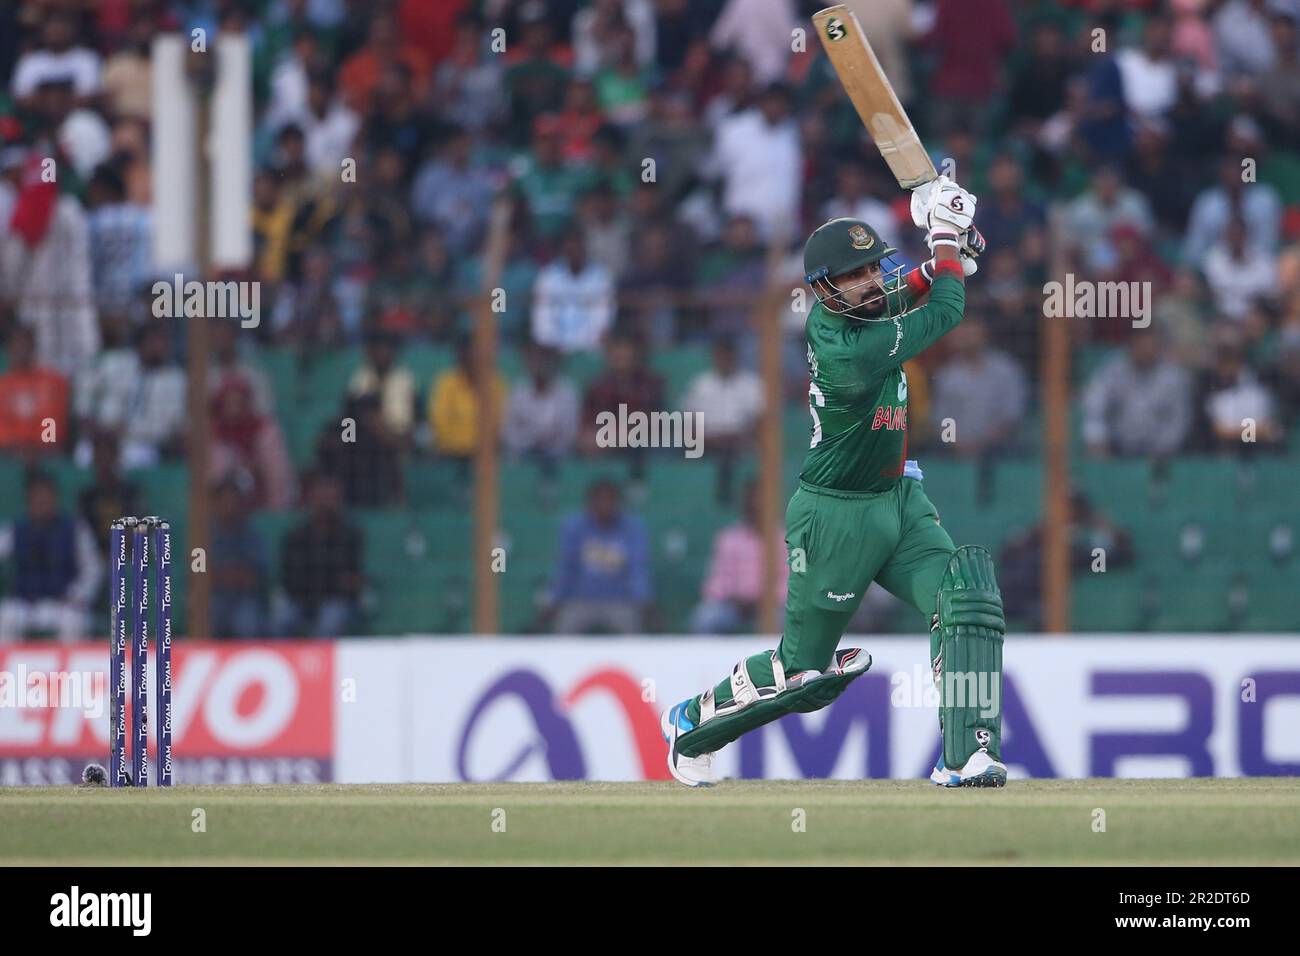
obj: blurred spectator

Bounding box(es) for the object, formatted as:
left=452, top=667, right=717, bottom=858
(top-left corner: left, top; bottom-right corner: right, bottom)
left=963, top=155, right=1044, bottom=267
left=1257, top=11, right=1300, bottom=147
left=618, top=219, right=692, bottom=346
left=553, top=77, right=604, bottom=162
left=574, top=0, right=657, bottom=76
left=1082, top=331, right=1192, bottom=458
left=922, top=0, right=1016, bottom=132
left=702, top=53, right=756, bottom=127
left=1196, top=328, right=1285, bottom=451
left=211, top=373, right=297, bottom=510
left=504, top=6, right=570, bottom=143
left=0, top=148, right=100, bottom=378
left=101, top=16, right=153, bottom=122
left=275, top=472, right=363, bottom=637
left=210, top=480, right=270, bottom=640
left=695, top=213, right=766, bottom=342
left=544, top=478, right=652, bottom=634
left=709, top=0, right=796, bottom=85
left=10, top=11, right=101, bottom=106
left=75, top=323, right=185, bottom=469
left=0, top=325, right=69, bottom=457
left=1155, top=269, right=1215, bottom=367
left=681, top=337, right=763, bottom=501
left=251, top=169, right=295, bottom=282
left=929, top=319, right=1027, bottom=458
left=35, top=75, right=112, bottom=181
left=515, top=114, right=596, bottom=244
left=261, top=27, right=319, bottom=134
left=999, top=493, right=1134, bottom=630
left=1170, top=0, right=1217, bottom=73
left=77, top=431, right=138, bottom=556
left=591, top=22, right=652, bottom=126
left=1202, top=218, right=1279, bottom=321
left=337, top=13, right=430, bottom=113
left=410, top=124, right=497, bottom=256
left=503, top=343, right=580, bottom=476
left=1183, top=156, right=1281, bottom=268
left=690, top=480, right=787, bottom=634
left=627, top=86, right=711, bottom=205
left=682, top=338, right=764, bottom=445
left=1064, top=165, right=1155, bottom=273
left=1213, top=0, right=1277, bottom=78
left=1076, top=37, right=1131, bottom=162
left=432, top=15, right=505, bottom=133
left=0, top=470, right=102, bottom=642
left=363, top=62, right=429, bottom=172
left=707, top=82, right=799, bottom=241
left=1007, top=19, right=1072, bottom=140
left=852, top=0, right=915, bottom=104
left=580, top=334, right=666, bottom=457
left=317, top=393, right=404, bottom=508
left=1116, top=12, right=1211, bottom=122
left=291, top=71, right=362, bottom=177
left=348, top=331, right=417, bottom=442
left=576, top=181, right=630, bottom=280
left=86, top=164, right=152, bottom=320
left=1267, top=328, right=1300, bottom=429
left=820, top=163, right=903, bottom=255
left=1127, top=119, right=1199, bottom=235
left=532, top=225, right=615, bottom=352
left=428, top=336, right=507, bottom=463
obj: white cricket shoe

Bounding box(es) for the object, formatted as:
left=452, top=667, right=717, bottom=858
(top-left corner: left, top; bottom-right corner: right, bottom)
left=930, top=748, right=1007, bottom=788
left=661, top=699, right=715, bottom=787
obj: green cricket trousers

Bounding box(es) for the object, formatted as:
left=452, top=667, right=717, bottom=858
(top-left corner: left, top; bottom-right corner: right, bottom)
left=687, top=476, right=955, bottom=723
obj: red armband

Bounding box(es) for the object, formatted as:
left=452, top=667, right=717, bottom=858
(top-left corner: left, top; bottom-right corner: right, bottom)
left=930, top=258, right=965, bottom=281
left=905, top=267, right=931, bottom=296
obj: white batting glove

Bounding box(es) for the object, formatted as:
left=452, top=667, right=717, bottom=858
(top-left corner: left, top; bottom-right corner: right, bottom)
left=927, top=181, right=976, bottom=248
left=910, top=177, right=944, bottom=229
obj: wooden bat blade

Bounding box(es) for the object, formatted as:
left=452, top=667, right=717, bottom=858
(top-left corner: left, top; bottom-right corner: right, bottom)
left=813, top=4, right=937, bottom=189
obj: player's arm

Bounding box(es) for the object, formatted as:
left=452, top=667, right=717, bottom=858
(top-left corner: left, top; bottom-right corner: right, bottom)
left=859, top=263, right=966, bottom=376
left=890, top=227, right=985, bottom=311
left=860, top=179, right=976, bottom=373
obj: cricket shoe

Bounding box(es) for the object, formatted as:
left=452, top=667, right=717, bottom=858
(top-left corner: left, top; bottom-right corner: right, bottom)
left=930, top=749, right=1007, bottom=788
left=660, top=699, right=715, bottom=787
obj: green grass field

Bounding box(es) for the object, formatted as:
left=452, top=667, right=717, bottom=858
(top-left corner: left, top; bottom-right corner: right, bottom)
left=2, top=779, right=1298, bottom=865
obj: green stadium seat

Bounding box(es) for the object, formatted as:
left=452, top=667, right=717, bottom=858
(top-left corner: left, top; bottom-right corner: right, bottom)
left=0, top=461, right=21, bottom=521
left=1160, top=458, right=1239, bottom=514
left=1071, top=572, right=1149, bottom=632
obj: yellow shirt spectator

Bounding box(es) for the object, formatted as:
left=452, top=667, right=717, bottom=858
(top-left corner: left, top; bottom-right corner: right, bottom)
left=429, top=365, right=507, bottom=457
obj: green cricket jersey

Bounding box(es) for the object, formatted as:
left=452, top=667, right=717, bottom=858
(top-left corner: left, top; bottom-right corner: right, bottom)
left=800, top=271, right=966, bottom=493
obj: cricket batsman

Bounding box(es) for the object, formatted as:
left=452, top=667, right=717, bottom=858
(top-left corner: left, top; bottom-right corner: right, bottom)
left=661, top=176, right=1006, bottom=788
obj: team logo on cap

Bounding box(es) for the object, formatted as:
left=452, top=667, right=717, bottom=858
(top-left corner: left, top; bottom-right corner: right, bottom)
left=848, top=224, right=874, bottom=250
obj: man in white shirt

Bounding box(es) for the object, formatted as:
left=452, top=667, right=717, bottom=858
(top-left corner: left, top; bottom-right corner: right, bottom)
left=532, top=227, right=615, bottom=353
left=10, top=12, right=102, bottom=108
left=681, top=337, right=764, bottom=502
left=707, top=83, right=800, bottom=242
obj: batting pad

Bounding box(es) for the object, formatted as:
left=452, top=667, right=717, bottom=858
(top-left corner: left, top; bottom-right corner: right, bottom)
left=676, top=648, right=871, bottom=758
left=936, top=546, right=1005, bottom=769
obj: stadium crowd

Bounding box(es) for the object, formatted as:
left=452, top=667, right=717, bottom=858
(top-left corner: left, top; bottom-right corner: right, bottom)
left=1, top=0, right=1298, bottom=638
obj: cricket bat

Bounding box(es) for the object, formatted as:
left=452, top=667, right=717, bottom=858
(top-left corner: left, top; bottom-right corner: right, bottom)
left=812, top=4, right=937, bottom=190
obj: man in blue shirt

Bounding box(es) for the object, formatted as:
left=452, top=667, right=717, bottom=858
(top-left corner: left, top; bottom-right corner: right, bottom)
left=544, top=478, right=652, bottom=635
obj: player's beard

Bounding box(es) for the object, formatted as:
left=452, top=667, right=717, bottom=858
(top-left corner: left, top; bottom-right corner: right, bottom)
left=839, top=275, right=896, bottom=320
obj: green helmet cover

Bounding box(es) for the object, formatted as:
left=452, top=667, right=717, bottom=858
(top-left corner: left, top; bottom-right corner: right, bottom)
left=803, top=218, right=896, bottom=284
